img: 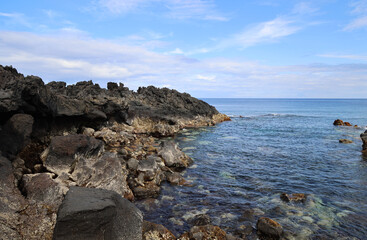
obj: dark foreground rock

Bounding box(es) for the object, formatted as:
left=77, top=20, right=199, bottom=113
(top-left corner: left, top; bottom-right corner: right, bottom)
left=53, top=186, right=143, bottom=240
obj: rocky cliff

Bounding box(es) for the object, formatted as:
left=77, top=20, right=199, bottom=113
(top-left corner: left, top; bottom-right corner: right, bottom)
left=0, top=65, right=230, bottom=239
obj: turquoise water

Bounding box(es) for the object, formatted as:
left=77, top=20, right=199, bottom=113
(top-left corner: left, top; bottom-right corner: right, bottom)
left=137, top=99, right=367, bottom=239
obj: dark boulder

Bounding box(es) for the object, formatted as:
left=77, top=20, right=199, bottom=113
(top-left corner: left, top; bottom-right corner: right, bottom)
left=333, top=119, right=344, bottom=126
left=53, top=186, right=143, bottom=240
left=0, top=113, right=34, bottom=156
left=190, top=214, right=211, bottom=226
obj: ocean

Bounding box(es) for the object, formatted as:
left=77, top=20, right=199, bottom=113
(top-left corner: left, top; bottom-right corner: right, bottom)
left=136, top=98, right=367, bottom=239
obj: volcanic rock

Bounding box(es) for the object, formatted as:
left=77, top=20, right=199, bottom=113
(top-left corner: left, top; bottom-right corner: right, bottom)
left=179, top=225, right=228, bottom=240
left=280, top=193, right=307, bottom=203
left=53, top=186, right=143, bottom=240
left=361, top=130, right=367, bottom=153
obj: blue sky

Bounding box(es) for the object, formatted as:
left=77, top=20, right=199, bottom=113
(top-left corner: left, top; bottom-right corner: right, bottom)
left=0, top=0, right=367, bottom=97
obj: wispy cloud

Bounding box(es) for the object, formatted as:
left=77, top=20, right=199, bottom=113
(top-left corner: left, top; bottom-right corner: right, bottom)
left=1, top=30, right=366, bottom=98
left=96, top=0, right=228, bottom=21
left=318, top=53, right=367, bottom=61
left=0, top=12, right=31, bottom=27
left=217, top=16, right=300, bottom=50
left=344, top=0, right=367, bottom=30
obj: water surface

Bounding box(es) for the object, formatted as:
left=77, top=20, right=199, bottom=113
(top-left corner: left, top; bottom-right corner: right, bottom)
left=137, top=99, right=367, bottom=239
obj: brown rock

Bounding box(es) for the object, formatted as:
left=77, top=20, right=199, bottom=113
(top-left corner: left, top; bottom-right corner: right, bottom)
left=344, top=122, right=352, bottom=126
left=333, top=119, right=344, bottom=125
left=179, top=225, right=227, bottom=240
left=339, top=139, right=353, bottom=144
left=256, top=217, right=283, bottom=239
left=280, top=193, right=307, bottom=203
left=142, top=221, right=176, bottom=240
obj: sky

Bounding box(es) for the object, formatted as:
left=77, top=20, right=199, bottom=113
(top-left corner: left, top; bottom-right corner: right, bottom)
left=0, top=0, right=367, bottom=98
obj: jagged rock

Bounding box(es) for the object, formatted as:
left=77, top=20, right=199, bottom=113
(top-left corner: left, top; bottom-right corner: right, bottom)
left=0, top=155, right=26, bottom=240
left=339, top=139, right=353, bottom=144
left=256, top=217, right=283, bottom=240
left=280, top=193, right=307, bottom=203
left=53, top=186, right=143, bottom=240
left=131, top=180, right=161, bottom=199
left=142, top=221, right=176, bottom=240
left=361, top=130, right=367, bottom=153
left=0, top=113, right=34, bottom=156
left=158, top=141, right=193, bottom=170
left=42, top=134, right=104, bottom=176
left=137, top=157, right=161, bottom=181
left=179, top=225, right=228, bottom=240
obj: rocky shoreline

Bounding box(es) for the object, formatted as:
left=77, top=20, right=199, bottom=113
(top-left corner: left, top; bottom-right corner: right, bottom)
left=0, top=65, right=240, bottom=239
left=1, top=65, right=367, bottom=240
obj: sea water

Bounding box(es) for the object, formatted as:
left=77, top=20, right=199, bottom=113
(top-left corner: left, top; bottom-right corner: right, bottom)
left=137, top=99, right=367, bottom=239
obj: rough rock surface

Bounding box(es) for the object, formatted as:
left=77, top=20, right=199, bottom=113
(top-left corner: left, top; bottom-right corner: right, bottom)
left=158, top=141, right=193, bottom=170
left=53, top=186, right=143, bottom=240
left=142, top=221, right=176, bottom=240
left=256, top=217, right=283, bottom=240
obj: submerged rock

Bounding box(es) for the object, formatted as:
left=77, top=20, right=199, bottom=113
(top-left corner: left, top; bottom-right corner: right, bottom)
left=53, top=186, right=143, bottom=240
left=190, top=214, right=212, bottom=226
left=256, top=217, right=283, bottom=240
left=280, top=193, right=307, bottom=203
left=179, top=225, right=228, bottom=240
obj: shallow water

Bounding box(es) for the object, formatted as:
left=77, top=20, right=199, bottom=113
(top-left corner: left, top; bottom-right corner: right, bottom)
left=136, top=99, right=367, bottom=239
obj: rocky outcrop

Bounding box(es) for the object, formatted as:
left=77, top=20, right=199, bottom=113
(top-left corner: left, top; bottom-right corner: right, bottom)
left=0, top=65, right=230, bottom=239
left=333, top=119, right=354, bottom=127
left=53, top=186, right=143, bottom=240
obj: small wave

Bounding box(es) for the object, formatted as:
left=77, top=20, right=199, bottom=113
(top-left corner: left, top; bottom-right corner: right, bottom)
left=230, top=113, right=306, bottom=119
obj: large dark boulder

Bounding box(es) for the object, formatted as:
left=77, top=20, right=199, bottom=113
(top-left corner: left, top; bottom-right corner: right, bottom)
left=53, top=186, right=143, bottom=240
left=0, top=113, right=34, bottom=156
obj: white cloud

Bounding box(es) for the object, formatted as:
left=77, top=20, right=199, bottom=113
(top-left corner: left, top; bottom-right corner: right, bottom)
left=218, top=17, right=300, bottom=49
left=1, top=30, right=366, bottom=98
left=292, top=2, right=319, bottom=15
left=96, top=0, right=228, bottom=21
left=344, top=0, right=367, bottom=30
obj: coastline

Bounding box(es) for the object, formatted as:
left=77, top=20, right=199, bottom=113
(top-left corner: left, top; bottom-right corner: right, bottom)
left=0, top=65, right=233, bottom=239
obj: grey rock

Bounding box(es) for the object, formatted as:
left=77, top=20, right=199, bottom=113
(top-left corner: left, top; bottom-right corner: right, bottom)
left=158, top=141, right=193, bottom=170
left=53, top=186, right=143, bottom=240
left=43, top=134, right=104, bottom=176
left=127, top=158, right=139, bottom=171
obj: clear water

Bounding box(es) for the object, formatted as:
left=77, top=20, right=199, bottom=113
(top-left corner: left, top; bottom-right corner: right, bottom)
left=136, top=99, right=367, bottom=239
